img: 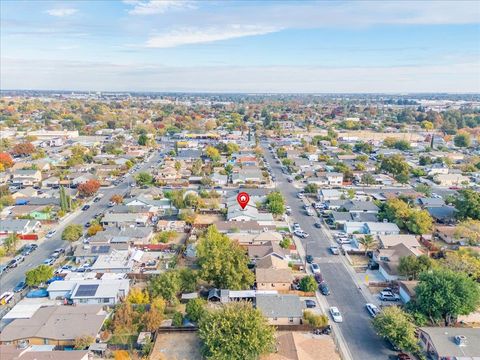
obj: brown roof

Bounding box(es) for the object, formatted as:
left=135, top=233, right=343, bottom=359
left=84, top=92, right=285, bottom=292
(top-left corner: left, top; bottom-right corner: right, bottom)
left=248, top=242, right=286, bottom=259
left=256, top=255, right=289, bottom=270
left=256, top=268, right=293, bottom=283
left=0, top=305, right=108, bottom=342
left=399, top=280, right=418, bottom=298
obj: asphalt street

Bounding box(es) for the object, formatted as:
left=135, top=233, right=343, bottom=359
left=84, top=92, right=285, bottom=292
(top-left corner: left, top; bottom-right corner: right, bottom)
left=0, top=149, right=164, bottom=294
left=262, top=142, right=393, bottom=360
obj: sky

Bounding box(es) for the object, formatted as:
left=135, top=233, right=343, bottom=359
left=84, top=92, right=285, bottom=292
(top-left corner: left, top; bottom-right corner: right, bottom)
left=1, top=0, right=479, bottom=93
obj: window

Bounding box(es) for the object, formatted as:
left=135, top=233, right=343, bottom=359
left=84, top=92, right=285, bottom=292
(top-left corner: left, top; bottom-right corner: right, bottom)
left=103, top=298, right=110, bottom=303
left=289, top=317, right=294, bottom=323
left=273, top=317, right=277, bottom=321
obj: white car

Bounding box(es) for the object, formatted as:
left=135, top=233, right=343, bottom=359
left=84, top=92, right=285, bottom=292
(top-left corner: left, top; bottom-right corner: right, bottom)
left=337, top=238, right=351, bottom=245
left=46, top=230, right=56, bottom=238
left=366, top=303, right=380, bottom=318
left=310, top=263, right=321, bottom=274
left=329, top=307, right=343, bottom=323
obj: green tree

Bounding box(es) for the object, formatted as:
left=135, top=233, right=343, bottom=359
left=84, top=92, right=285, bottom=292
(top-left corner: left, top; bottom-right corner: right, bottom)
left=25, top=264, right=53, bottom=286
left=398, top=255, right=433, bottom=280
left=372, top=306, right=419, bottom=353
left=380, top=154, right=410, bottom=179
left=415, top=184, right=432, bottom=197
left=303, top=311, right=328, bottom=328
left=265, top=191, right=285, bottom=215
left=74, top=335, right=95, bottom=350
left=149, top=271, right=181, bottom=304
left=358, top=234, right=377, bottom=255
left=415, top=269, right=480, bottom=325
left=135, top=172, right=153, bottom=186
left=198, top=302, right=275, bottom=360
left=205, top=146, right=220, bottom=162
left=172, top=311, right=183, bottom=327
left=138, top=133, right=148, bottom=146
left=3, top=232, right=18, bottom=255
left=304, top=183, right=318, bottom=194
left=178, top=268, right=198, bottom=293
left=61, top=224, right=83, bottom=242
left=454, top=189, right=480, bottom=220
left=405, top=209, right=433, bottom=235
left=440, top=249, right=480, bottom=280
left=454, top=133, right=471, bottom=147
left=361, top=173, right=376, bottom=185
left=299, top=275, right=317, bottom=292
left=196, top=226, right=254, bottom=289
left=186, top=298, right=207, bottom=323
left=454, top=220, right=480, bottom=245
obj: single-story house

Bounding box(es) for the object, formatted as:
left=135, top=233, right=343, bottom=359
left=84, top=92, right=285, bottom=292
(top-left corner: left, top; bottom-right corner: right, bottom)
left=255, top=268, right=293, bottom=291
left=418, top=327, right=480, bottom=359
left=255, top=294, right=303, bottom=325
left=0, top=305, right=109, bottom=346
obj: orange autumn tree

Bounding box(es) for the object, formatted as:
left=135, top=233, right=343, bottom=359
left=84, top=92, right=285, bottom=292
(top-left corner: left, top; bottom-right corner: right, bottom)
left=78, top=179, right=101, bottom=197
left=0, top=152, right=14, bottom=170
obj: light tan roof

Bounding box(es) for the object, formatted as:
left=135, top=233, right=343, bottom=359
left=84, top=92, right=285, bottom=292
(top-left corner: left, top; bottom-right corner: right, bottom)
left=378, top=234, right=422, bottom=250
left=256, top=255, right=289, bottom=270
left=256, top=268, right=293, bottom=283
left=0, top=305, right=108, bottom=342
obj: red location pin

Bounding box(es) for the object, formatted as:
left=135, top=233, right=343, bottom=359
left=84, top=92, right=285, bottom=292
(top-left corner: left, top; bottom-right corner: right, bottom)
left=237, top=192, right=250, bottom=209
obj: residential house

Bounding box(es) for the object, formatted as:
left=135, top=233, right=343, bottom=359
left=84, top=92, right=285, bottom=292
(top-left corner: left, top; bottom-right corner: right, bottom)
left=0, top=345, right=88, bottom=360
left=90, top=250, right=134, bottom=273
left=317, top=189, right=342, bottom=202
left=343, top=222, right=400, bottom=235
left=418, top=327, right=480, bottom=360
left=248, top=241, right=287, bottom=262
left=255, top=294, right=303, bottom=325
left=228, top=231, right=283, bottom=245
left=427, top=206, right=457, bottom=224
left=0, top=305, right=109, bottom=346
left=435, top=226, right=462, bottom=244
left=47, top=278, right=129, bottom=305
left=0, top=219, right=41, bottom=238
left=374, top=243, right=422, bottom=281
left=101, top=213, right=149, bottom=227
left=11, top=170, right=42, bottom=187
left=255, top=268, right=293, bottom=291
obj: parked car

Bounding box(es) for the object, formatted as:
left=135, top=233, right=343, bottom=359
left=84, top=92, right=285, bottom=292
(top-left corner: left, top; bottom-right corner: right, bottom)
left=13, top=281, right=27, bottom=293
left=304, top=299, right=316, bottom=308
left=310, top=263, right=321, bottom=274
left=7, top=255, right=25, bottom=269
left=314, top=273, right=323, bottom=284
left=319, top=282, right=330, bottom=295
left=366, top=303, right=380, bottom=318
left=314, top=222, right=322, bottom=228
left=329, top=307, right=343, bottom=323
left=305, top=255, right=314, bottom=264
left=85, top=222, right=91, bottom=228
left=43, top=258, right=55, bottom=266
left=379, top=291, right=400, bottom=301
left=329, top=246, right=340, bottom=255
left=93, top=197, right=101, bottom=203
left=81, top=204, right=90, bottom=211
left=46, top=229, right=56, bottom=238
left=368, top=260, right=379, bottom=270
left=337, top=237, right=351, bottom=244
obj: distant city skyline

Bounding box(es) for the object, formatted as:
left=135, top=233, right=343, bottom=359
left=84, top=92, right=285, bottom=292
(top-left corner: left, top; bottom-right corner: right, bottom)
left=1, top=0, right=479, bottom=92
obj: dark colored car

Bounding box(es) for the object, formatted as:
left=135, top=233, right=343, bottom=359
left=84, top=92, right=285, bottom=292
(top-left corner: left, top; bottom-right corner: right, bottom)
left=13, top=281, right=27, bottom=293
left=368, top=260, right=379, bottom=270
left=319, top=282, right=330, bottom=296
left=314, top=222, right=322, bottom=228
left=81, top=204, right=90, bottom=211
left=93, top=197, right=101, bottom=203
left=305, top=255, right=314, bottom=264
left=85, top=222, right=91, bottom=228
left=314, top=273, right=323, bottom=284
left=304, top=299, right=316, bottom=308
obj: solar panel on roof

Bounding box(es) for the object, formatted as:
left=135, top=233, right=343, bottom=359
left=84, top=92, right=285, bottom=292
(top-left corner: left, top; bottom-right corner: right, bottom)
left=74, top=284, right=99, bottom=297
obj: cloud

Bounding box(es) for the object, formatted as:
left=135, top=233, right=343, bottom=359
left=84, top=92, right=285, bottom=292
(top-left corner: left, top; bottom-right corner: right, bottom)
left=45, top=8, right=78, bottom=17
left=145, top=25, right=281, bottom=48
left=2, top=57, right=479, bottom=93
left=124, top=0, right=195, bottom=15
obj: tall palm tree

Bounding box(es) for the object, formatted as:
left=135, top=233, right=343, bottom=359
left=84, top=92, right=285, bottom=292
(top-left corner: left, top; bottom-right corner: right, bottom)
left=358, top=234, right=377, bottom=256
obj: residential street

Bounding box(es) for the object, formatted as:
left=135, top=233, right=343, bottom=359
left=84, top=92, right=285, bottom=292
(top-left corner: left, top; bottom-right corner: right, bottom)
left=261, top=142, right=393, bottom=360
left=0, top=150, right=163, bottom=294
